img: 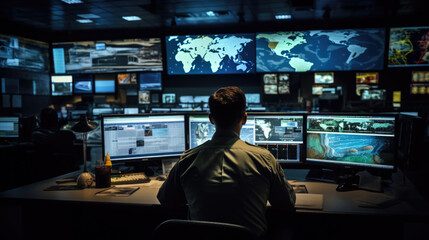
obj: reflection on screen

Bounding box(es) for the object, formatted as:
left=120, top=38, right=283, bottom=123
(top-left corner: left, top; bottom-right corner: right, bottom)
left=188, top=114, right=304, bottom=163
left=102, top=115, right=186, bottom=161
left=306, top=115, right=396, bottom=170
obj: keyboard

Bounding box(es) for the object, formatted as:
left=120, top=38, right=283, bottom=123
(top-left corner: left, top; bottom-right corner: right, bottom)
left=111, top=172, right=150, bottom=185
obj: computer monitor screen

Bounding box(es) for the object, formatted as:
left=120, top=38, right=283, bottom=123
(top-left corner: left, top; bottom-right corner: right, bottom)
left=52, top=38, right=163, bottom=74
left=69, top=110, right=89, bottom=120
left=312, top=86, right=323, bottom=95
left=388, top=27, right=429, bottom=67
left=117, top=73, right=137, bottom=85
left=124, top=108, right=139, bottom=114
left=356, top=72, right=378, bottom=84
left=188, top=113, right=304, bottom=163
left=245, top=93, right=261, bottom=104
left=306, top=114, right=396, bottom=170
left=314, top=72, right=334, bottom=84
left=73, top=74, right=93, bottom=94
left=412, top=71, right=429, bottom=82
left=0, top=34, right=49, bottom=73
left=0, top=117, right=19, bottom=138
left=162, top=93, right=176, bottom=104
left=139, top=72, right=162, bottom=90
left=165, top=33, right=256, bottom=74
left=51, top=75, right=73, bottom=96
left=256, top=28, right=385, bottom=72
left=102, top=114, right=186, bottom=161
left=93, top=108, right=113, bottom=117
left=361, top=89, right=386, bottom=100
left=94, top=74, right=116, bottom=94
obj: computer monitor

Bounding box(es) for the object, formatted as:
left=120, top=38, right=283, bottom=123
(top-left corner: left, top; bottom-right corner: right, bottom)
left=51, top=75, right=73, bottom=96
left=0, top=117, right=20, bottom=139
left=124, top=108, right=139, bottom=114
left=361, top=89, right=386, bottom=101
left=139, top=72, right=162, bottom=91
left=92, top=108, right=113, bottom=119
left=68, top=110, right=89, bottom=120
left=245, top=93, right=261, bottom=104
left=94, top=74, right=116, bottom=94
left=188, top=113, right=304, bottom=163
left=314, top=72, right=334, bottom=84
left=306, top=114, right=397, bottom=170
left=101, top=114, right=187, bottom=161
left=73, top=74, right=94, bottom=94
left=117, top=73, right=137, bottom=85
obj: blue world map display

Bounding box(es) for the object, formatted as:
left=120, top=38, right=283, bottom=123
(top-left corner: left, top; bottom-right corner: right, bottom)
left=256, top=28, right=385, bottom=72
left=166, top=33, right=256, bottom=74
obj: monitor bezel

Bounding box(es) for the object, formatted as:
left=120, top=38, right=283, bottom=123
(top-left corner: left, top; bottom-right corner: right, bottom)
left=101, top=113, right=188, bottom=163
left=305, top=112, right=399, bottom=172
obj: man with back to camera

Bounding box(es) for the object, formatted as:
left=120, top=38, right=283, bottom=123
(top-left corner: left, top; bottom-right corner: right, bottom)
left=157, top=86, right=296, bottom=237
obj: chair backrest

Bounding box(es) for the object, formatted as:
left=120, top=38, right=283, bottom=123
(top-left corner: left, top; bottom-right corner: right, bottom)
left=152, top=219, right=257, bottom=240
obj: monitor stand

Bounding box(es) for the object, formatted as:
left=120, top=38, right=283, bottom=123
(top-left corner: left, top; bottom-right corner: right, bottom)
left=306, top=168, right=382, bottom=192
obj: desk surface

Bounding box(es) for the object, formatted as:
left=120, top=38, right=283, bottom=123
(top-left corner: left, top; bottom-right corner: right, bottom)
left=1, top=169, right=429, bottom=217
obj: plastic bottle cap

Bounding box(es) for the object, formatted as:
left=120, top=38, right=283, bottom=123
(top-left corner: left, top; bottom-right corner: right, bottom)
left=105, top=152, right=112, bottom=167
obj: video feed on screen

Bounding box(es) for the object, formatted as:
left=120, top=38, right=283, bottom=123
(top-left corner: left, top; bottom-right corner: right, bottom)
left=315, top=72, right=334, bottom=84
left=361, top=89, right=386, bottom=100
left=73, top=75, right=93, bottom=94
left=94, top=74, right=116, bottom=94
left=166, top=33, right=255, bottom=74
left=412, top=71, right=429, bottom=82
left=306, top=115, right=396, bottom=169
left=102, top=115, right=186, bottom=161
left=356, top=72, right=378, bottom=84
left=188, top=114, right=303, bottom=163
left=139, top=72, right=162, bottom=90
left=410, top=84, right=429, bottom=95
left=117, top=73, right=137, bottom=84
left=51, top=75, right=73, bottom=96
left=245, top=93, right=261, bottom=104
left=162, top=93, right=176, bottom=104
left=312, top=86, right=323, bottom=95
left=0, top=34, right=50, bottom=72
left=52, top=38, right=163, bottom=74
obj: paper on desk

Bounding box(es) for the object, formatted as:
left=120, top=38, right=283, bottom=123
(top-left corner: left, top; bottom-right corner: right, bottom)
left=295, top=193, right=324, bottom=210
left=354, top=194, right=399, bottom=208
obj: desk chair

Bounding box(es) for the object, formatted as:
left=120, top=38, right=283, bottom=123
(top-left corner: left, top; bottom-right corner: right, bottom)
left=152, top=219, right=257, bottom=240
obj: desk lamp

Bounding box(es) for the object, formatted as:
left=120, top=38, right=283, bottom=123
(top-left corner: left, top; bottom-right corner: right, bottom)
left=72, top=115, right=98, bottom=188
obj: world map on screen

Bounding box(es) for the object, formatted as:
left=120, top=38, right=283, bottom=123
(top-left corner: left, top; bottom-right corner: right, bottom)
left=256, top=29, right=385, bottom=72
left=166, top=34, right=255, bottom=74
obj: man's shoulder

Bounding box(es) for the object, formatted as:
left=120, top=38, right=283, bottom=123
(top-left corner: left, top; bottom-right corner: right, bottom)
left=236, top=140, right=273, bottom=156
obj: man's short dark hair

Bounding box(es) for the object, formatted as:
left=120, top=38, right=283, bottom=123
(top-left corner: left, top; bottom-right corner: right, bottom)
left=209, top=86, right=246, bottom=129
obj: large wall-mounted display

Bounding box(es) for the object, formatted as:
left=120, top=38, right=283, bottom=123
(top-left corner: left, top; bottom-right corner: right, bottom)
left=166, top=33, right=255, bottom=74
left=256, top=28, right=385, bottom=72
left=0, top=34, right=49, bottom=72
left=52, top=38, right=163, bottom=74
left=388, top=26, right=429, bottom=67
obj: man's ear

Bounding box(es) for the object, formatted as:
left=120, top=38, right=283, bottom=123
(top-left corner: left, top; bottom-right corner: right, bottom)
left=242, top=112, right=247, bottom=125
left=209, top=113, right=215, bottom=125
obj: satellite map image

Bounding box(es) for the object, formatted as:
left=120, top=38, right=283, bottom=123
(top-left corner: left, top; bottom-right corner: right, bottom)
left=166, top=34, right=255, bottom=74
left=256, top=28, right=385, bottom=72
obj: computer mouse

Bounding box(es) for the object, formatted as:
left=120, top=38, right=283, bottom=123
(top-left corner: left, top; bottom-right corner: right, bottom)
left=156, top=176, right=166, bottom=181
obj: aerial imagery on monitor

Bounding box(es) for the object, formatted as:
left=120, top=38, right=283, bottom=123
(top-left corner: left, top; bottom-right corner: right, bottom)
left=256, top=28, right=385, bottom=72
left=388, top=27, right=429, bottom=67
left=166, top=34, right=255, bottom=74
left=307, top=117, right=395, bottom=167
left=254, top=117, right=303, bottom=142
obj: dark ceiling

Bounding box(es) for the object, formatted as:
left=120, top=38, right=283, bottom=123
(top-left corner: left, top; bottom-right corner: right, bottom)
left=0, top=0, right=425, bottom=36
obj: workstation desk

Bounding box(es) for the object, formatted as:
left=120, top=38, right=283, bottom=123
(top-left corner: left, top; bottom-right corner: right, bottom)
left=1, top=169, right=429, bottom=240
